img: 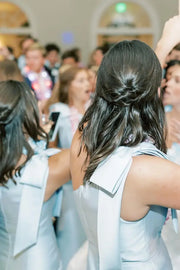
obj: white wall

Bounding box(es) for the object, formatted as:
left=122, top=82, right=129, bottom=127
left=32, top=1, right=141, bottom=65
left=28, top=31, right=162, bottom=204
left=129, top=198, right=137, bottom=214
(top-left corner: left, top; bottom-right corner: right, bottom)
left=3, top=0, right=179, bottom=64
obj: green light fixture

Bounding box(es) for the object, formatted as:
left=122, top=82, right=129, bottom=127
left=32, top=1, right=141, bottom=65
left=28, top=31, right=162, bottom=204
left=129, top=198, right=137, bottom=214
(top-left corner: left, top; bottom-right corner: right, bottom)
left=115, top=3, right=127, bottom=13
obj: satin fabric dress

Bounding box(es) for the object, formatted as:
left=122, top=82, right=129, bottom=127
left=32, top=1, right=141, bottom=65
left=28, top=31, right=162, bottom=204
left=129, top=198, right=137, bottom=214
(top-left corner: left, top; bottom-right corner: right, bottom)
left=74, top=142, right=177, bottom=270
left=162, top=142, right=180, bottom=270
left=0, top=144, right=62, bottom=270
left=50, top=102, right=86, bottom=269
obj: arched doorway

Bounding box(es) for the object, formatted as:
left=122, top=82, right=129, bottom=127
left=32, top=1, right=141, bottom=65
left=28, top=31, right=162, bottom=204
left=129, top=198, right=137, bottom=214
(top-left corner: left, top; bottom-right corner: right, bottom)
left=90, top=0, right=159, bottom=51
left=0, top=0, right=36, bottom=57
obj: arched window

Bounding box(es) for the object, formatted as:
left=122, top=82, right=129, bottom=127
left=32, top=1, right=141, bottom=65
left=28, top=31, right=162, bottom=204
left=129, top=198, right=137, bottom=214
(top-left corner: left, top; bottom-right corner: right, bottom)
left=0, top=1, right=36, bottom=57
left=91, top=0, right=159, bottom=51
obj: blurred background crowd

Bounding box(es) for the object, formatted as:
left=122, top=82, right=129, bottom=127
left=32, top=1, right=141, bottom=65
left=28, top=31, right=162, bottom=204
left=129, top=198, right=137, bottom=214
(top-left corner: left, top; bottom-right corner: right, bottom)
left=1, top=1, right=180, bottom=269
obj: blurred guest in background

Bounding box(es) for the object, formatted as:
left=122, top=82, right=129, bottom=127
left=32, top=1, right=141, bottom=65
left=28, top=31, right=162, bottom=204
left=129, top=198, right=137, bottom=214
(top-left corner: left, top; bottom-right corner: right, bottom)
left=23, top=42, right=53, bottom=111
left=91, top=44, right=110, bottom=67
left=61, top=49, right=79, bottom=67
left=17, top=36, right=36, bottom=71
left=45, top=43, right=61, bottom=85
left=47, top=66, right=90, bottom=269
left=71, top=47, right=84, bottom=67
left=88, top=65, right=98, bottom=94
left=0, top=46, right=17, bottom=61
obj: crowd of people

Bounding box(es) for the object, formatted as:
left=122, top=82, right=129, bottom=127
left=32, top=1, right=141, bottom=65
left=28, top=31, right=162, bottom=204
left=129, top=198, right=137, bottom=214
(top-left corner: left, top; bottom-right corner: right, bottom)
left=0, top=36, right=101, bottom=113
left=1, top=13, right=180, bottom=270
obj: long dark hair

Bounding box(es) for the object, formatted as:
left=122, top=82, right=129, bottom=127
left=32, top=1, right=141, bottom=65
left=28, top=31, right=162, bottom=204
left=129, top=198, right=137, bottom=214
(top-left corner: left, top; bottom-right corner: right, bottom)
left=79, top=40, right=166, bottom=182
left=0, top=80, right=48, bottom=185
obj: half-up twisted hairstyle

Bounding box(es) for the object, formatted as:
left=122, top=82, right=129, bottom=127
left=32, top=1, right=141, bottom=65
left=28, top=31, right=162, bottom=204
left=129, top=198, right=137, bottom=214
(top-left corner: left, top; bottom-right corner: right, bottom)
left=0, top=80, right=48, bottom=185
left=79, top=40, right=166, bottom=182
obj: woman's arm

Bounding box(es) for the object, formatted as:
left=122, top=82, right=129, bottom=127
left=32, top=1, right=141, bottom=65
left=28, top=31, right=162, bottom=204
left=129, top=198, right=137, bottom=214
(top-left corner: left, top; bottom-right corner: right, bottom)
left=121, top=155, right=180, bottom=221
left=155, top=16, right=180, bottom=68
left=44, top=149, right=70, bottom=201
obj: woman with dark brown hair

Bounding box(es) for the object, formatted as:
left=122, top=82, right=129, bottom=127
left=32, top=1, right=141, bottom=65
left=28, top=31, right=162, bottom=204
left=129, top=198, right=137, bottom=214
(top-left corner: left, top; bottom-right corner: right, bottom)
left=49, top=66, right=91, bottom=147
left=0, top=81, right=70, bottom=270
left=71, top=16, right=180, bottom=270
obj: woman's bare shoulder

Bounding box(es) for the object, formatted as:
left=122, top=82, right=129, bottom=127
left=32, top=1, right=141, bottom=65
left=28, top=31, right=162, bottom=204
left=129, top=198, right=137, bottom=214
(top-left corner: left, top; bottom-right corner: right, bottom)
left=128, top=154, right=180, bottom=209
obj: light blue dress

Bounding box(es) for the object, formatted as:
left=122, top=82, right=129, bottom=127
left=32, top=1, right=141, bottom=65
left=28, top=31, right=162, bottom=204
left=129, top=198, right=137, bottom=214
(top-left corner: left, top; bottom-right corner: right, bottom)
left=50, top=102, right=86, bottom=269
left=74, top=142, right=177, bottom=270
left=0, top=144, right=62, bottom=270
left=162, top=142, right=180, bottom=270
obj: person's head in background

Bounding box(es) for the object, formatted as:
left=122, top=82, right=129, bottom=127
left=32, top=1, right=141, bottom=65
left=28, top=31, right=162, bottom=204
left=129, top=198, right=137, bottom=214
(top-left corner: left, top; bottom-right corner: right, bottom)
left=20, top=36, right=36, bottom=55
left=165, top=60, right=180, bottom=81
left=26, top=43, right=46, bottom=73
left=71, top=47, right=81, bottom=60
left=163, top=61, right=180, bottom=107
left=70, top=47, right=84, bottom=67
left=17, top=36, right=37, bottom=72
left=92, top=44, right=110, bottom=67
left=162, top=60, right=180, bottom=107
left=88, top=65, right=98, bottom=93
left=0, top=60, right=23, bottom=81
left=0, top=46, right=16, bottom=61
left=50, top=66, right=90, bottom=107
left=0, top=80, right=47, bottom=184
left=166, top=43, right=180, bottom=63
left=45, top=43, right=61, bottom=68
left=61, top=49, right=79, bottom=66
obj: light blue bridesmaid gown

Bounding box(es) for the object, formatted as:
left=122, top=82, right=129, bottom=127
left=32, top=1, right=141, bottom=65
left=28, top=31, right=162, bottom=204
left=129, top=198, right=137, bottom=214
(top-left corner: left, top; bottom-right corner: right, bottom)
left=0, top=142, right=62, bottom=270
left=162, top=142, right=180, bottom=270
left=50, top=102, right=86, bottom=269
left=74, top=142, right=177, bottom=270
